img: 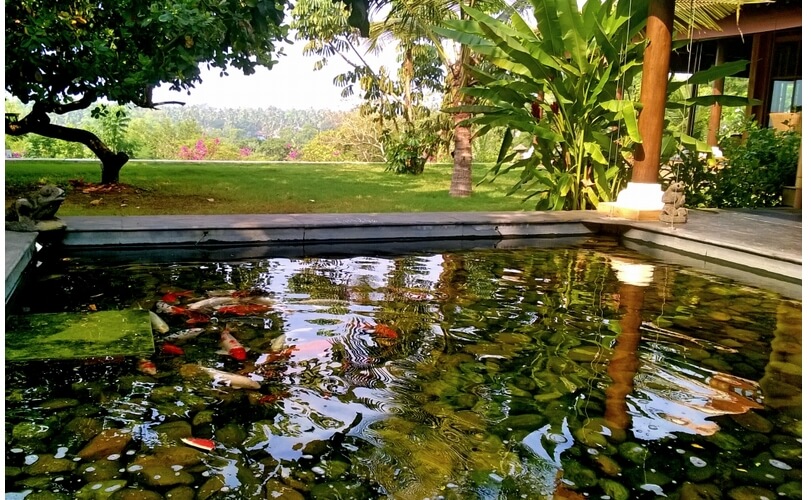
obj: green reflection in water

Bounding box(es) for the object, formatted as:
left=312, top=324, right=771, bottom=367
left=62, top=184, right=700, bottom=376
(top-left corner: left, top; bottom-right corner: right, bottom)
left=5, top=241, right=801, bottom=499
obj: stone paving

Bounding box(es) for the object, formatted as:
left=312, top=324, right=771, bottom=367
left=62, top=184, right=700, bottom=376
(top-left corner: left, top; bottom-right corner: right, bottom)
left=5, top=208, right=802, bottom=304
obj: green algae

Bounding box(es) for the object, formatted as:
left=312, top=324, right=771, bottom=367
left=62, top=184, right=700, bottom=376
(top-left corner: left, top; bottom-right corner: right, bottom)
left=6, top=310, right=154, bottom=361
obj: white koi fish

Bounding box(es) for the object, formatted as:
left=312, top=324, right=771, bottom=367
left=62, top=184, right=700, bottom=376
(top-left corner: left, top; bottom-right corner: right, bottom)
left=199, top=366, right=260, bottom=390
left=162, top=328, right=207, bottom=343
left=188, top=296, right=236, bottom=311
left=149, top=311, right=170, bottom=334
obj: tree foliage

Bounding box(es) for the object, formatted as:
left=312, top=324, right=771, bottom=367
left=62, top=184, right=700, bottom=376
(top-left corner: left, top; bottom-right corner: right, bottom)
left=5, top=0, right=289, bottom=183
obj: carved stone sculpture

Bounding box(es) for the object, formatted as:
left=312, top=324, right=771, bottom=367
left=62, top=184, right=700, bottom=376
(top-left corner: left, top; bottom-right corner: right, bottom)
left=660, top=181, right=688, bottom=223
left=6, top=184, right=67, bottom=232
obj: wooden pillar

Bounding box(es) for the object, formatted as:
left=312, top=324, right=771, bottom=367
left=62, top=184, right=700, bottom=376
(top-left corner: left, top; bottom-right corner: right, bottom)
left=707, top=43, right=725, bottom=147
left=632, top=0, right=676, bottom=183
left=747, top=32, right=774, bottom=127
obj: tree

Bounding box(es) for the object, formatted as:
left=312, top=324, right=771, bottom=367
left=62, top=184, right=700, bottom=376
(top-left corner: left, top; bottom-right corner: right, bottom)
left=292, top=0, right=446, bottom=174
left=5, top=0, right=288, bottom=183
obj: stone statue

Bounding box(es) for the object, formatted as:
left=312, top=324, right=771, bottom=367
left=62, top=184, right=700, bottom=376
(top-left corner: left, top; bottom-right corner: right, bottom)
left=660, top=181, right=688, bottom=223
left=6, top=184, right=67, bottom=232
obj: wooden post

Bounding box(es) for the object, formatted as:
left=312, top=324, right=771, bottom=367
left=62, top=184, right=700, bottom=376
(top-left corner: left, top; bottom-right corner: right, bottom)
left=632, top=0, right=676, bottom=183
left=707, top=43, right=725, bottom=147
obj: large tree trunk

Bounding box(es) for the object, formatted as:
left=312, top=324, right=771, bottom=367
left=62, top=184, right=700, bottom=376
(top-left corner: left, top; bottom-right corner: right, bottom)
left=6, top=107, right=128, bottom=184
left=449, top=112, right=472, bottom=197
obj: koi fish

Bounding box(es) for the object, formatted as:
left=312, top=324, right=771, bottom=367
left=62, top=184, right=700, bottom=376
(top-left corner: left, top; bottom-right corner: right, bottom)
left=215, top=304, right=271, bottom=316
left=230, top=288, right=265, bottom=298
left=162, top=327, right=206, bottom=343
left=362, top=322, right=399, bottom=339
left=257, top=391, right=290, bottom=405
left=217, top=330, right=249, bottom=361
left=180, top=437, right=216, bottom=452
left=137, top=358, right=157, bottom=376
left=184, top=311, right=211, bottom=325
left=269, top=333, right=286, bottom=352
left=197, top=365, right=261, bottom=389
left=161, top=290, right=194, bottom=304
left=188, top=296, right=235, bottom=311
left=160, top=343, right=185, bottom=356
left=155, top=301, right=188, bottom=315
left=254, top=347, right=294, bottom=366
left=149, top=311, right=170, bottom=334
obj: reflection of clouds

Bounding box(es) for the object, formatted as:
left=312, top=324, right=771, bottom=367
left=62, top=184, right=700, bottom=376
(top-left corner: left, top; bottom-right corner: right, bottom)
left=244, top=388, right=370, bottom=461
left=628, top=344, right=763, bottom=440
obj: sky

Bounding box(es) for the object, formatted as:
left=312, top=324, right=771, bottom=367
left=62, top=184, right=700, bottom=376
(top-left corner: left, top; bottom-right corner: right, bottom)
left=152, top=39, right=399, bottom=111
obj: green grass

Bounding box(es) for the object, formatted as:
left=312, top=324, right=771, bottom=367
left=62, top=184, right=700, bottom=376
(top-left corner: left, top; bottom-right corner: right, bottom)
left=5, top=160, right=534, bottom=216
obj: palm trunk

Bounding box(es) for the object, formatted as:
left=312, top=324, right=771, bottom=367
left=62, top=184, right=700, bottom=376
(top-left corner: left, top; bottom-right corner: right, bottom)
left=6, top=108, right=128, bottom=184
left=448, top=59, right=473, bottom=198
left=449, top=111, right=473, bottom=197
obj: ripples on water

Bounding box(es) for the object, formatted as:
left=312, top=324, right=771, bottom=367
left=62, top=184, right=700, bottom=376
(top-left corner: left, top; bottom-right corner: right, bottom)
left=5, top=240, right=802, bottom=499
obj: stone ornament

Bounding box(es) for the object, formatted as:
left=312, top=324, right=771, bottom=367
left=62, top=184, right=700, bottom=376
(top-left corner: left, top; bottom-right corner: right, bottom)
left=660, top=181, right=688, bottom=223
left=6, top=184, right=67, bottom=232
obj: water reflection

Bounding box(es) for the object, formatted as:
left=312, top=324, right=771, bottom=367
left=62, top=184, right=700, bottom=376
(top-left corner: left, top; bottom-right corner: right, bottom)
left=5, top=241, right=802, bottom=498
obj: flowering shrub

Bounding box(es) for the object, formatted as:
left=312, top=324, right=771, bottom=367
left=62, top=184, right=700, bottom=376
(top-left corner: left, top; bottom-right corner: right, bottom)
left=287, top=149, right=300, bottom=161
left=179, top=139, right=209, bottom=160
left=239, top=147, right=252, bottom=157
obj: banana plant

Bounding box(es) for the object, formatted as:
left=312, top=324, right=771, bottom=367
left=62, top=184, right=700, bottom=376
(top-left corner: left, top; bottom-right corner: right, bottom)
left=438, top=0, right=756, bottom=210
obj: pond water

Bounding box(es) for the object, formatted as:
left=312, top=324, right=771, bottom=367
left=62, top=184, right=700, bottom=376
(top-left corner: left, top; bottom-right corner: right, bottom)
left=5, top=238, right=802, bottom=499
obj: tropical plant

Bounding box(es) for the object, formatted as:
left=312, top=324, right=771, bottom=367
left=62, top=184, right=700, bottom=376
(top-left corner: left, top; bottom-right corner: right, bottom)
left=439, top=0, right=758, bottom=210
left=438, top=0, right=650, bottom=210
left=5, top=0, right=289, bottom=183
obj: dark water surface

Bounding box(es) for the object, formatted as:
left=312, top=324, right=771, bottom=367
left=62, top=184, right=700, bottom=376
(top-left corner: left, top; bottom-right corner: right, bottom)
left=5, top=238, right=801, bottom=499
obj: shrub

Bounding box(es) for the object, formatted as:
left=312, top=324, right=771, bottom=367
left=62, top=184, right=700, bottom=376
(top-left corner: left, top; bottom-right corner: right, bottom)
left=714, top=124, right=800, bottom=207
left=662, top=122, right=800, bottom=208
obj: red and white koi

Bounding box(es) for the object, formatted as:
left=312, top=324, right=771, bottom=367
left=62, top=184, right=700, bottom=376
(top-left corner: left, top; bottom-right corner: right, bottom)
left=137, top=358, right=157, bottom=376
left=181, top=437, right=216, bottom=452
left=217, top=330, right=249, bottom=361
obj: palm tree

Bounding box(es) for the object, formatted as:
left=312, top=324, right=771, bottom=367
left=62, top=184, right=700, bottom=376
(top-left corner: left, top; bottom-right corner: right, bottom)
left=366, top=0, right=513, bottom=197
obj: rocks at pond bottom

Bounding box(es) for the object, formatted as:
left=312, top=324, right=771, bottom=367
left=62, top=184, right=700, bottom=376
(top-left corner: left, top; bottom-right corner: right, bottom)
left=77, top=428, right=133, bottom=461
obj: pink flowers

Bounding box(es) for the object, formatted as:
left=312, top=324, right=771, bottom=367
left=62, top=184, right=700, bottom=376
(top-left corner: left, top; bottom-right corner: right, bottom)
left=179, top=139, right=209, bottom=160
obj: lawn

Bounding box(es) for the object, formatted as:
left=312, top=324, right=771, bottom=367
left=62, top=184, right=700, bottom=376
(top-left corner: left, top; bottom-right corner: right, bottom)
left=5, top=160, right=534, bottom=216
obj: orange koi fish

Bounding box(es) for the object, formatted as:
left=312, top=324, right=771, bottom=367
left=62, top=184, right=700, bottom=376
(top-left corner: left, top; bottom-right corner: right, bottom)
left=137, top=358, right=157, bottom=376
left=216, top=304, right=272, bottom=316
left=161, top=290, right=194, bottom=304
left=257, top=390, right=290, bottom=405
left=363, top=323, right=399, bottom=339
left=184, top=311, right=211, bottom=325
left=218, top=330, right=248, bottom=361
left=160, top=343, right=185, bottom=356
left=181, top=437, right=216, bottom=452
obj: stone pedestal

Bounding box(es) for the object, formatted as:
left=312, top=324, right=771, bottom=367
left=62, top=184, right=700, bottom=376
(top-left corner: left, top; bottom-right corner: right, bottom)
left=597, top=182, right=664, bottom=221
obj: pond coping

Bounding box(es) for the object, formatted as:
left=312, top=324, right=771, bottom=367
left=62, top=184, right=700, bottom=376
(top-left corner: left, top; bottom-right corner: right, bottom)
left=5, top=208, right=802, bottom=304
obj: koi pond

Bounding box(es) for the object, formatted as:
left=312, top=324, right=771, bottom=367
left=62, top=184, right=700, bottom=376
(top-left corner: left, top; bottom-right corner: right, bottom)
left=5, top=237, right=801, bottom=499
